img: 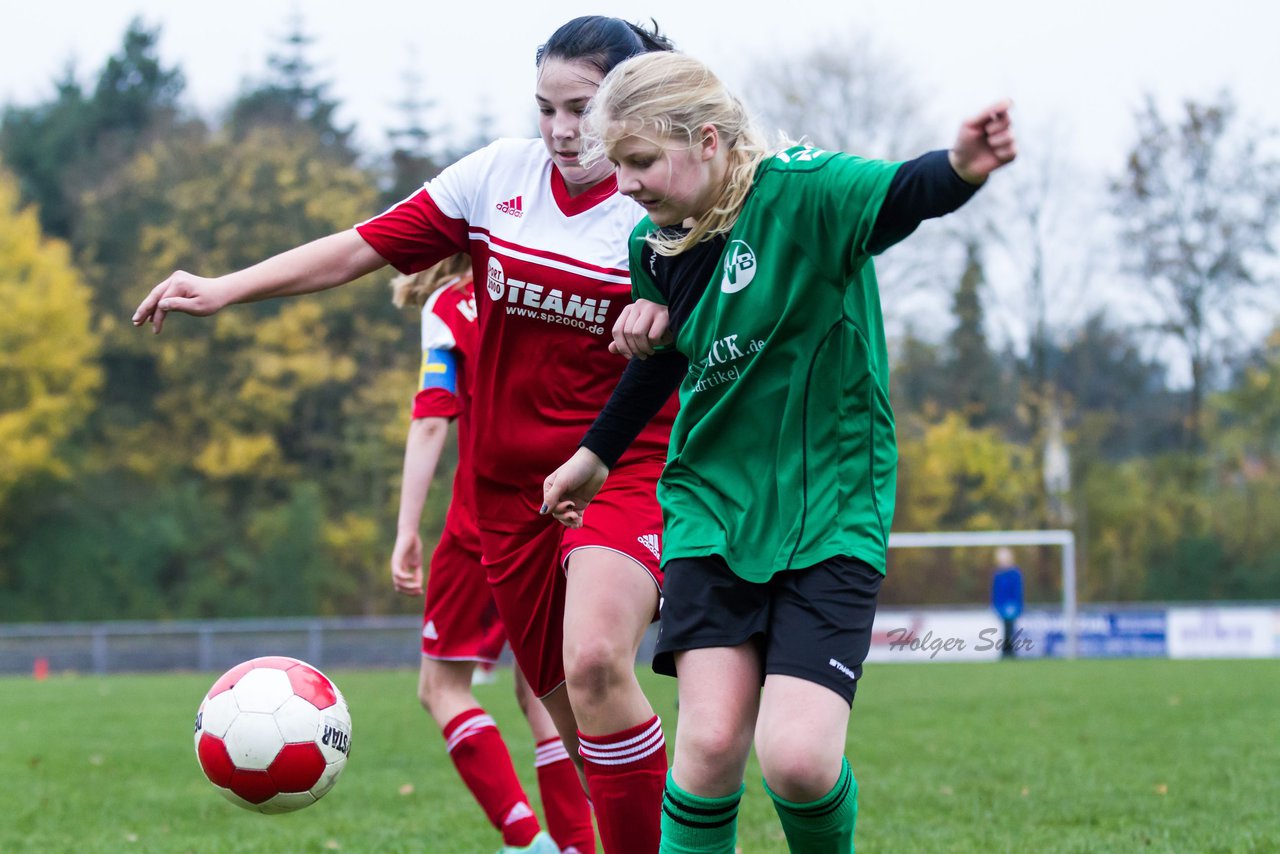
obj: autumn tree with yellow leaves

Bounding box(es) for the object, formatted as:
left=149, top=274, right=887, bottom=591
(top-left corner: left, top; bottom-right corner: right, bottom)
left=0, top=168, right=101, bottom=512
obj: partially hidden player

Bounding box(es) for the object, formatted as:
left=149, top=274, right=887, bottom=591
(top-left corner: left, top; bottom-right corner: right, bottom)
left=390, top=254, right=591, bottom=854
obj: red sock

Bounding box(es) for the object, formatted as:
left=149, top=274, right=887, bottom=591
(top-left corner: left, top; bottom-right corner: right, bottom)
left=535, top=737, right=596, bottom=853
left=577, top=716, right=666, bottom=854
left=443, top=708, right=541, bottom=847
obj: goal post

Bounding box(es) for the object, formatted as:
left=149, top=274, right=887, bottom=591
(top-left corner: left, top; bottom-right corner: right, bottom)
left=888, top=529, right=1079, bottom=659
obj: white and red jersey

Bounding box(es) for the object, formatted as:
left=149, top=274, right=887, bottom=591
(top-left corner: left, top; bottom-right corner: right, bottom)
left=413, top=277, right=480, bottom=549
left=358, top=138, right=677, bottom=502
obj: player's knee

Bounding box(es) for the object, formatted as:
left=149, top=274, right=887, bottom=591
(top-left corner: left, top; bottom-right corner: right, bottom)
left=757, top=737, right=842, bottom=802
left=514, top=687, right=534, bottom=719
left=680, top=720, right=753, bottom=777
left=563, top=634, right=630, bottom=702
left=416, top=672, right=441, bottom=714
left=416, top=663, right=467, bottom=716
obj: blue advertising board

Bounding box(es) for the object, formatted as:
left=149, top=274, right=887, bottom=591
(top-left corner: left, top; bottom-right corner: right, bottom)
left=1017, top=610, right=1168, bottom=658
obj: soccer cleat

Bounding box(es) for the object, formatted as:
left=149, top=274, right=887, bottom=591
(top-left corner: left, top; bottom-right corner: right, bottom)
left=498, top=831, right=559, bottom=854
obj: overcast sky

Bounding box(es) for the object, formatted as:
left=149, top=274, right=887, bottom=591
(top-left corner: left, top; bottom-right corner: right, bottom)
left=3, top=0, right=1277, bottom=172
left=3, top=0, right=1278, bottom=366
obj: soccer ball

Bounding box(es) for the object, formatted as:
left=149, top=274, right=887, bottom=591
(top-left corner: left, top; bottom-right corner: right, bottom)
left=193, top=656, right=353, bottom=814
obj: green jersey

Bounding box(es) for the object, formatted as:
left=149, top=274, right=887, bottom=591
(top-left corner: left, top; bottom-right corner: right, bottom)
left=630, top=146, right=902, bottom=582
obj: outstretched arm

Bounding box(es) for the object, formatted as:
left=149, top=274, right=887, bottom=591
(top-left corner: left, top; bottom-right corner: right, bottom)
left=132, top=229, right=387, bottom=334
left=867, top=100, right=1017, bottom=254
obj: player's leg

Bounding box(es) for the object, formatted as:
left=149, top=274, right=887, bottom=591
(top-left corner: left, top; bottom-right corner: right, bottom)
left=754, top=556, right=883, bottom=853
left=563, top=546, right=660, bottom=729
left=477, top=513, right=602, bottom=854
left=563, top=546, right=665, bottom=854
left=659, top=645, right=760, bottom=854
left=755, top=676, right=856, bottom=853
left=478, top=517, right=576, bottom=752
left=417, top=657, right=546, bottom=851
left=517, top=667, right=596, bottom=854
left=477, top=469, right=664, bottom=853
left=651, top=555, right=772, bottom=854
left=420, top=533, right=547, bottom=852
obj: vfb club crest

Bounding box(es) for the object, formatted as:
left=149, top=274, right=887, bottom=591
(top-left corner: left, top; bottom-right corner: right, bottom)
left=721, top=240, right=756, bottom=293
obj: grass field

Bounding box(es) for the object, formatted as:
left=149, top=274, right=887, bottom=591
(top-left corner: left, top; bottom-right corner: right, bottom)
left=3, top=659, right=1278, bottom=853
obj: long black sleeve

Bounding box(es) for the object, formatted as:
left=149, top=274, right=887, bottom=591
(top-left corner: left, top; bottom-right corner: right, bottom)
left=867, top=149, right=980, bottom=255
left=580, top=350, right=687, bottom=468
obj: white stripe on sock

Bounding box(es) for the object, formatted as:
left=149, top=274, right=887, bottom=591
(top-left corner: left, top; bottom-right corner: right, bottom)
left=578, top=718, right=665, bottom=766
left=535, top=740, right=571, bottom=767
left=445, top=714, right=497, bottom=753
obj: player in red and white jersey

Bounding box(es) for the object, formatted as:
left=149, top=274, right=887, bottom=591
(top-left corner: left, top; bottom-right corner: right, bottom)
left=361, top=135, right=674, bottom=494
left=389, top=256, right=592, bottom=854
left=134, top=17, right=677, bottom=854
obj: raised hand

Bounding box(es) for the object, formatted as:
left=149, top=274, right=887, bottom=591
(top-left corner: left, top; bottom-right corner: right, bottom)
left=949, top=100, right=1017, bottom=185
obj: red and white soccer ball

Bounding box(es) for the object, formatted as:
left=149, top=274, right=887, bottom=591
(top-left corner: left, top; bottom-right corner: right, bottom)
left=193, top=656, right=353, bottom=814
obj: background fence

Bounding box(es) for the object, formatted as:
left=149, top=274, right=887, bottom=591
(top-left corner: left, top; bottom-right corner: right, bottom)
left=3, top=603, right=1278, bottom=676
left=0, top=616, right=425, bottom=676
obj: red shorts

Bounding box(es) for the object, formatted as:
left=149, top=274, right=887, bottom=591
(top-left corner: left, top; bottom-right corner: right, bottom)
left=477, top=457, right=665, bottom=698
left=422, top=526, right=507, bottom=662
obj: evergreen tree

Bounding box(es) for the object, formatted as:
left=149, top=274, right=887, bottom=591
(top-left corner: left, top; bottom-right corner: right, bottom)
left=0, top=19, right=184, bottom=239
left=383, top=51, right=447, bottom=204
left=228, top=11, right=356, bottom=163
left=941, top=239, right=1004, bottom=426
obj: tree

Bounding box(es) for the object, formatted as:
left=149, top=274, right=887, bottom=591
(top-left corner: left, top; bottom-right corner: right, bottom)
left=1112, top=92, right=1280, bottom=450
left=0, top=67, right=90, bottom=239
left=982, top=138, right=1102, bottom=464
left=228, top=11, right=356, bottom=163
left=382, top=49, right=448, bottom=204
left=89, top=19, right=185, bottom=145
left=1217, top=326, right=1280, bottom=466
left=745, top=30, right=930, bottom=160
left=80, top=124, right=420, bottom=615
left=890, top=325, right=949, bottom=416
left=1049, top=311, right=1183, bottom=459
left=0, top=19, right=184, bottom=240
left=890, top=411, right=1039, bottom=604
left=939, top=239, right=1006, bottom=426
left=745, top=29, right=972, bottom=346
left=0, top=167, right=101, bottom=512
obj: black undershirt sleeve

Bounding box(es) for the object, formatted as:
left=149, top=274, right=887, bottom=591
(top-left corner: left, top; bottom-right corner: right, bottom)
left=577, top=150, right=979, bottom=468
left=867, top=149, right=980, bottom=255
left=579, top=349, right=687, bottom=469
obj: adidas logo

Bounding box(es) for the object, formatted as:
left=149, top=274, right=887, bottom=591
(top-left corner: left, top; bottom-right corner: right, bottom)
left=503, top=802, right=534, bottom=826
left=637, top=533, right=661, bottom=560
left=496, top=195, right=524, bottom=217
left=422, top=620, right=438, bottom=640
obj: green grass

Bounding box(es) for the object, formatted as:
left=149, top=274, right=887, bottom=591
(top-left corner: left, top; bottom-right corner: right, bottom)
left=2, top=659, right=1278, bottom=852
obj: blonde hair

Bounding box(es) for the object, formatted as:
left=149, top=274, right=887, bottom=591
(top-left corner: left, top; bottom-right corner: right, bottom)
left=581, top=52, right=770, bottom=256
left=390, top=254, right=472, bottom=308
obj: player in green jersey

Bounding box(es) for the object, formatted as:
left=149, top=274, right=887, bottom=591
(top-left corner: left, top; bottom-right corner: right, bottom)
left=541, top=52, right=1017, bottom=852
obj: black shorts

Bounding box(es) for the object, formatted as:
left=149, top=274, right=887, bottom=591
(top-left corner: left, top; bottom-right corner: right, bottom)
left=653, top=554, right=883, bottom=705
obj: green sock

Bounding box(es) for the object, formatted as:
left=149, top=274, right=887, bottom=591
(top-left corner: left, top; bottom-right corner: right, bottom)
left=765, top=758, right=858, bottom=853
left=658, top=770, right=744, bottom=854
